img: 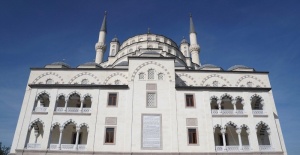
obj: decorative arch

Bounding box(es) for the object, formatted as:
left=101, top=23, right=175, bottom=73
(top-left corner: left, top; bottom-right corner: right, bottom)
left=235, top=96, right=244, bottom=101
left=240, top=124, right=250, bottom=131
left=213, top=124, right=222, bottom=133
left=68, top=72, right=100, bottom=84
left=62, top=119, right=77, bottom=128
left=224, top=121, right=238, bottom=129
left=50, top=122, right=61, bottom=130
left=36, top=91, right=51, bottom=100
left=235, top=75, right=266, bottom=87
left=82, top=93, right=92, bottom=100
left=79, top=123, right=89, bottom=132
left=32, top=72, right=64, bottom=84
left=176, top=73, right=197, bottom=86
left=66, top=91, right=81, bottom=100
left=220, top=93, right=233, bottom=100
left=131, top=61, right=172, bottom=82
left=250, top=94, right=264, bottom=102
left=210, top=95, right=219, bottom=101
left=28, top=118, right=45, bottom=130
left=255, top=121, right=270, bottom=130
left=200, top=74, right=232, bottom=87
left=56, top=93, right=66, bottom=100
left=103, top=72, right=128, bottom=85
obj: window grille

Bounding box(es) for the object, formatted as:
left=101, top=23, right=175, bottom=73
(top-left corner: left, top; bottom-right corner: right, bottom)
left=148, top=69, right=154, bottom=79
left=158, top=73, right=163, bottom=80
left=139, top=73, right=145, bottom=80
left=147, top=93, right=156, bottom=107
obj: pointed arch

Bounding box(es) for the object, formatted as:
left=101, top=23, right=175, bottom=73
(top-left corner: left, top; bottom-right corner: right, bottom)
left=79, top=123, right=89, bottom=132
left=28, top=118, right=45, bottom=131
left=210, top=95, right=219, bottom=101
left=56, top=93, right=66, bottom=100
left=36, top=91, right=51, bottom=100
left=224, top=121, right=238, bottom=129
left=82, top=93, right=92, bottom=100
left=250, top=94, right=264, bottom=102
left=220, top=93, right=233, bottom=100
left=240, top=124, right=250, bottom=131
left=213, top=124, right=222, bottom=133
left=235, top=75, right=266, bottom=87
left=255, top=121, right=270, bottom=130
left=66, top=91, right=81, bottom=100
left=50, top=122, right=61, bottom=131
left=62, top=119, right=77, bottom=128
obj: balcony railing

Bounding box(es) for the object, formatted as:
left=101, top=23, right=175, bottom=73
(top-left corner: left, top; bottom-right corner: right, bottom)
left=49, top=144, right=87, bottom=151
left=34, top=107, right=48, bottom=113
left=27, top=143, right=41, bottom=149
left=253, top=110, right=267, bottom=116
left=215, top=146, right=251, bottom=152
left=55, top=107, right=91, bottom=114
left=259, top=145, right=273, bottom=151
left=211, top=109, right=246, bottom=116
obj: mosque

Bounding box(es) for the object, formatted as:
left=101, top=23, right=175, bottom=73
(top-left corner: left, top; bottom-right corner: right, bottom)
left=9, top=12, right=287, bottom=155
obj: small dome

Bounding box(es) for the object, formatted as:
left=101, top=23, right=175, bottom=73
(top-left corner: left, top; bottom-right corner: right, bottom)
left=181, top=38, right=188, bottom=44
left=228, top=65, right=252, bottom=71
left=46, top=62, right=71, bottom=68
left=199, top=64, right=219, bottom=69
left=77, top=62, right=102, bottom=68
left=112, top=37, right=119, bottom=42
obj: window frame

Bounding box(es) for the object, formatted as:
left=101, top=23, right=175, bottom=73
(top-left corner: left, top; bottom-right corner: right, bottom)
left=107, top=93, right=118, bottom=107
left=185, top=93, right=196, bottom=108
left=187, top=127, right=199, bottom=145
left=104, top=126, right=116, bottom=145
left=146, top=91, right=157, bottom=108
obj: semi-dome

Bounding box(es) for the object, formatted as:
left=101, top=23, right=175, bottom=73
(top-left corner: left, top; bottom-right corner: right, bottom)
left=228, top=65, right=254, bottom=71
left=45, top=62, right=71, bottom=68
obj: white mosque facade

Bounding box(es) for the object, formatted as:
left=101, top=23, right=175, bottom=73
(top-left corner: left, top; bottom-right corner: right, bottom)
left=9, top=13, right=287, bottom=155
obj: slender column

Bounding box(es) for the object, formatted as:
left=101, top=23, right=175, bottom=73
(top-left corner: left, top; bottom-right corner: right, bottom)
left=64, top=99, right=68, bottom=112
left=217, top=99, right=222, bottom=114
left=221, top=128, right=227, bottom=150
left=58, top=127, right=63, bottom=150
left=232, top=99, right=237, bottom=114
left=37, top=99, right=41, bottom=107
left=75, top=127, right=80, bottom=150
left=236, top=128, right=242, bottom=150
left=79, top=99, right=84, bottom=112
left=246, top=129, right=251, bottom=149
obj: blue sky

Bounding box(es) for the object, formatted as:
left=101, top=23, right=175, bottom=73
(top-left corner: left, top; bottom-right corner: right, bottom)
left=0, top=0, right=299, bottom=154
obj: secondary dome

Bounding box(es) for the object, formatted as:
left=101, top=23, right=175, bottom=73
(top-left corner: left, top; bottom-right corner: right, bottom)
left=228, top=65, right=254, bottom=71
left=45, top=62, right=71, bottom=68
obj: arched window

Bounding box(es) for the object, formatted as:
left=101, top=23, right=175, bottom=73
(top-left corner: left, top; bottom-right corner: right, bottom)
left=213, top=81, right=219, bottom=87
left=46, top=79, right=53, bottom=84
left=158, top=73, right=163, bottom=80
left=247, top=81, right=253, bottom=87
left=81, top=79, right=88, bottom=84
left=115, top=80, right=120, bottom=85
left=139, top=73, right=145, bottom=80
left=148, top=69, right=154, bottom=80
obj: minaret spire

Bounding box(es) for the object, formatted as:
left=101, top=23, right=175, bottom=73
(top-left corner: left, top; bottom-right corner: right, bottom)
left=100, top=11, right=107, bottom=32
left=189, top=14, right=196, bottom=34
left=189, top=13, right=201, bottom=66
left=95, top=11, right=108, bottom=64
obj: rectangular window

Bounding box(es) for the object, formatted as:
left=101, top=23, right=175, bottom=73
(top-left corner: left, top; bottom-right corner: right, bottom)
left=105, top=128, right=115, bottom=144
left=108, top=93, right=117, bottom=106
left=186, top=94, right=195, bottom=107
left=147, top=92, right=156, bottom=108
left=188, top=128, right=197, bottom=144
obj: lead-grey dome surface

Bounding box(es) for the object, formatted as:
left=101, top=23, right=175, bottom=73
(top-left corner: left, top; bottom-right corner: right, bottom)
left=228, top=65, right=252, bottom=71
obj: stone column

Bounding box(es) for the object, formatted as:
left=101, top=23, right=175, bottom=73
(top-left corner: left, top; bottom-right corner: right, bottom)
left=217, top=99, right=222, bottom=114
left=79, top=98, right=84, bottom=112
left=221, top=128, right=227, bottom=150
left=236, top=128, right=242, bottom=150
left=58, top=127, right=63, bottom=150
left=232, top=99, right=237, bottom=114
left=75, top=126, right=80, bottom=150
left=64, top=99, right=68, bottom=112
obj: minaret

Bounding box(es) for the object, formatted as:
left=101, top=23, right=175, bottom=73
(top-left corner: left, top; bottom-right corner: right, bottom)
left=189, top=14, right=201, bottom=66
left=95, top=12, right=107, bottom=64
